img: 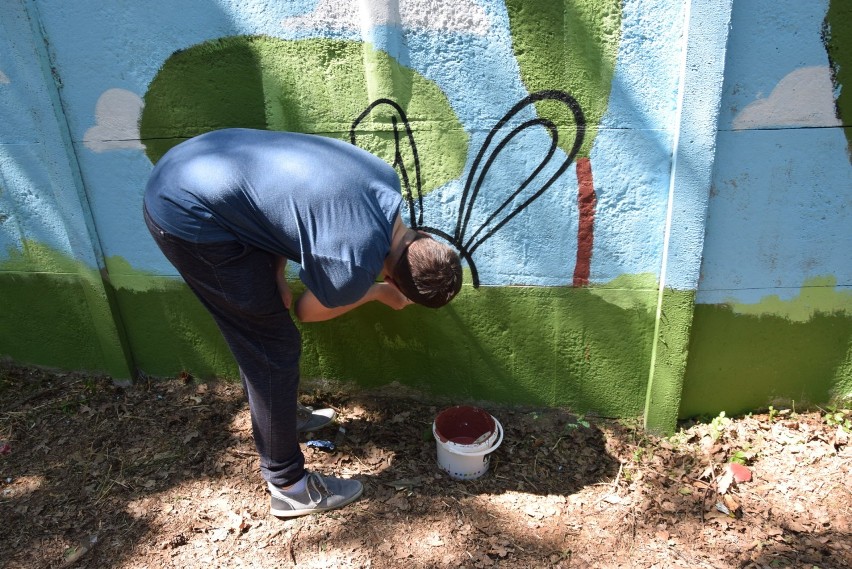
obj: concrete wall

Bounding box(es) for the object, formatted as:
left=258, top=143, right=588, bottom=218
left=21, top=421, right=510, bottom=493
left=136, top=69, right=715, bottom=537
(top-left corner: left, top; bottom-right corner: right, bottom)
left=682, top=0, right=852, bottom=417
left=0, top=0, right=848, bottom=432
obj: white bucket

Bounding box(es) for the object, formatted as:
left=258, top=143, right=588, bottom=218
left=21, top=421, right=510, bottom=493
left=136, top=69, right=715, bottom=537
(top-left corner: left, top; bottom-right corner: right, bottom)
left=432, top=407, right=504, bottom=480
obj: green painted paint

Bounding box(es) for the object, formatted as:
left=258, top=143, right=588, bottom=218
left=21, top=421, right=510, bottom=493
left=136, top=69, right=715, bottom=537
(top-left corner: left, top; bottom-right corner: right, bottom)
left=104, top=256, right=148, bottom=290
left=0, top=243, right=132, bottom=378
left=825, top=0, right=851, bottom=154
left=1, top=271, right=102, bottom=370
left=683, top=278, right=852, bottom=416
left=681, top=303, right=852, bottom=418
left=505, top=0, right=621, bottom=157
left=645, top=288, right=696, bottom=434
left=298, top=283, right=655, bottom=416
left=140, top=36, right=468, bottom=198
left=8, top=248, right=851, bottom=421
left=729, top=276, right=852, bottom=322
left=113, top=275, right=656, bottom=416
left=587, top=273, right=659, bottom=313
left=3, top=248, right=655, bottom=415
left=3, top=240, right=88, bottom=274
left=112, top=277, right=238, bottom=379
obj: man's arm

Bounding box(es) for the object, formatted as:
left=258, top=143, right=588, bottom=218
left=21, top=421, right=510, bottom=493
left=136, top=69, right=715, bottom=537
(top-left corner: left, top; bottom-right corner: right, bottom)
left=295, top=282, right=411, bottom=323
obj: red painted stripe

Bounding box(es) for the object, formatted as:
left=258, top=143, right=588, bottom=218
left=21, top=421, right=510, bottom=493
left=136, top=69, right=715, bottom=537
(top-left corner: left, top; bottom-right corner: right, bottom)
left=573, top=157, right=596, bottom=287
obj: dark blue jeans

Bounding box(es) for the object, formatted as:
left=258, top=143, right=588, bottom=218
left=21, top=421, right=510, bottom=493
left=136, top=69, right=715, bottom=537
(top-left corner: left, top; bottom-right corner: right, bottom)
left=144, top=206, right=305, bottom=487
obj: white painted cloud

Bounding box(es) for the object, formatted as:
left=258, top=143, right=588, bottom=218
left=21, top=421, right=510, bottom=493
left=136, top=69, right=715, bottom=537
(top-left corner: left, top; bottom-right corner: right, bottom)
left=83, top=88, right=145, bottom=152
left=733, top=66, right=841, bottom=130
left=0, top=69, right=10, bottom=84
left=282, top=0, right=491, bottom=36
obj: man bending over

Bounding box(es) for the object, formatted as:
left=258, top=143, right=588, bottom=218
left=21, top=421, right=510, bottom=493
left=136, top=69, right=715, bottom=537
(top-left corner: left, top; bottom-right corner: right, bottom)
left=143, top=128, right=462, bottom=517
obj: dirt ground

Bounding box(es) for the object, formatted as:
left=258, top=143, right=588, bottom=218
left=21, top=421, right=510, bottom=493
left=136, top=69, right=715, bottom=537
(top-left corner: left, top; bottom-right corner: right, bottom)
left=1, top=365, right=850, bottom=569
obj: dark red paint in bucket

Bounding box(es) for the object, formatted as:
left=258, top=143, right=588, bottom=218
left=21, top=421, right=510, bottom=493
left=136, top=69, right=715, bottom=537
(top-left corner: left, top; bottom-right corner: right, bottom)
left=434, top=406, right=496, bottom=445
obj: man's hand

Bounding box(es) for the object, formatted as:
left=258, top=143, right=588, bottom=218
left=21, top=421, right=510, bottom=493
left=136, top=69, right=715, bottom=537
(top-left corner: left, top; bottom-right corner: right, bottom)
left=374, top=280, right=412, bottom=310
left=275, top=257, right=292, bottom=309
left=294, top=281, right=413, bottom=323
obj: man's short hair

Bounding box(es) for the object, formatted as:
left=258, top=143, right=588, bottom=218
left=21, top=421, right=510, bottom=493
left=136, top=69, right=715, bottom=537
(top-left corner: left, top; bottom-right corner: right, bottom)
left=392, top=235, right=462, bottom=308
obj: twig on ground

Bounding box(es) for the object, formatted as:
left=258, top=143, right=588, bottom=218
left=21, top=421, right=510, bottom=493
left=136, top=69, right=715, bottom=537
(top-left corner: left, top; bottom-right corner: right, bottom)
left=593, top=462, right=625, bottom=506
left=288, top=522, right=303, bottom=566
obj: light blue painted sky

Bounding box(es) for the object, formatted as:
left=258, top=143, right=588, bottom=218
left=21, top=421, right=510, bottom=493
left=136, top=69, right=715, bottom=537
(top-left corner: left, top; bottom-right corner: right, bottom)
left=23, top=0, right=684, bottom=287
left=5, top=0, right=845, bottom=300
left=698, top=0, right=851, bottom=304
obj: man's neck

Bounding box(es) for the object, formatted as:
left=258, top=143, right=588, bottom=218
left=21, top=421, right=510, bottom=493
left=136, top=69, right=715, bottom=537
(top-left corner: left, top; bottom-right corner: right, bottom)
left=383, top=216, right=415, bottom=278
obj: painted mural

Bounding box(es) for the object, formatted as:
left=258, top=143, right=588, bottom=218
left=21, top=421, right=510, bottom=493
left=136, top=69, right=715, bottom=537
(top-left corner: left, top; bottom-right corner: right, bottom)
left=682, top=0, right=852, bottom=416
left=0, top=0, right=849, bottom=430
left=137, top=0, right=622, bottom=288
left=824, top=0, right=851, bottom=155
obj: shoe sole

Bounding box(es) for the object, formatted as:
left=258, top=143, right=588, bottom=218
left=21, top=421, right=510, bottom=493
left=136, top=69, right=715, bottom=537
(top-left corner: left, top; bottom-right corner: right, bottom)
left=270, top=484, right=364, bottom=518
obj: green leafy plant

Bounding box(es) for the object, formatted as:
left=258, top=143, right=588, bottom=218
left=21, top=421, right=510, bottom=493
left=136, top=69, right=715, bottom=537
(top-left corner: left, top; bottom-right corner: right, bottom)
left=709, top=411, right=731, bottom=442
left=83, top=378, right=99, bottom=396
left=821, top=405, right=852, bottom=432
left=767, top=405, right=778, bottom=423
left=562, top=414, right=590, bottom=432
left=730, top=449, right=749, bottom=465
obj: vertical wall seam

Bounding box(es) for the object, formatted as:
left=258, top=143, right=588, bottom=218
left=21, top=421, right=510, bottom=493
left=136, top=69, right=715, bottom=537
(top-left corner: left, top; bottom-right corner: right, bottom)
left=644, top=0, right=734, bottom=432
left=645, top=0, right=692, bottom=423
left=22, top=0, right=136, bottom=380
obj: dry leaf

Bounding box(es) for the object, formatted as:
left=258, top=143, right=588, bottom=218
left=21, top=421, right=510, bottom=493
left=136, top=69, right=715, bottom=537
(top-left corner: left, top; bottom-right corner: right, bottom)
left=722, top=494, right=743, bottom=518
left=717, top=469, right=734, bottom=494
left=833, top=425, right=849, bottom=449
left=227, top=511, right=250, bottom=534
left=385, top=493, right=410, bottom=511
left=384, top=477, right=423, bottom=491
left=699, top=465, right=715, bottom=480
left=61, top=535, right=98, bottom=567
left=389, top=411, right=411, bottom=424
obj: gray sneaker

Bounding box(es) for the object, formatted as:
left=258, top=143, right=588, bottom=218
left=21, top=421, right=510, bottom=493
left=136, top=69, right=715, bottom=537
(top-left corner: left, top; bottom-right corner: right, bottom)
left=297, top=404, right=337, bottom=432
left=269, top=472, right=363, bottom=517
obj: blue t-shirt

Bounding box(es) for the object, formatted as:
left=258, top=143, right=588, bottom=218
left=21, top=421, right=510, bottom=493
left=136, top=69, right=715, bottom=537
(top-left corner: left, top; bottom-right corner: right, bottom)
left=144, top=129, right=402, bottom=308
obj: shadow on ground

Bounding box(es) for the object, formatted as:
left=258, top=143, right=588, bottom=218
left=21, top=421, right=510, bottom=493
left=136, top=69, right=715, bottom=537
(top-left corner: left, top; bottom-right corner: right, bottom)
left=0, top=365, right=617, bottom=568
left=1, top=365, right=850, bottom=568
